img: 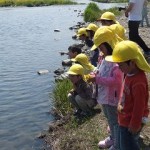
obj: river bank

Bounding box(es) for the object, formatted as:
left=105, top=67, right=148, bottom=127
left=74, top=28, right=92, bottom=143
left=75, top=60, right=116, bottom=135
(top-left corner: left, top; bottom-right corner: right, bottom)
left=43, top=9, right=150, bottom=150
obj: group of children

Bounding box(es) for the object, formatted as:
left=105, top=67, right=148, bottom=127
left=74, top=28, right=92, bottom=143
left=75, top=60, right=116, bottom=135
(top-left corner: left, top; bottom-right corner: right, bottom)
left=58, top=10, right=150, bottom=150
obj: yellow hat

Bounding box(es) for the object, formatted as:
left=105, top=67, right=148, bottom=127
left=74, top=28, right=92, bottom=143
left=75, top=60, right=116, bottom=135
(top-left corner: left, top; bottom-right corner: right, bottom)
left=86, top=23, right=99, bottom=32
left=97, top=12, right=116, bottom=23
left=91, top=26, right=123, bottom=51
left=105, top=41, right=150, bottom=72
left=110, top=24, right=127, bottom=40
left=71, top=53, right=95, bottom=73
left=76, top=28, right=88, bottom=37
left=67, top=64, right=84, bottom=76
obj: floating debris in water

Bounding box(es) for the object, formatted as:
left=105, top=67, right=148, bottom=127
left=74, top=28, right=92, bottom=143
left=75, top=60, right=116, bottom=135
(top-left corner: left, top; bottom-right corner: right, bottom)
left=37, top=70, right=49, bottom=75
left=54, top=29, right=60, bottom=32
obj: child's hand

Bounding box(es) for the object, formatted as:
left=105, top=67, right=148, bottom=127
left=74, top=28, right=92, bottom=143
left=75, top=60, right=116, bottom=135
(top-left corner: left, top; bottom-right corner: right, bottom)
left=117, top=103, right=123, bottom=113
left=88, top=76, right=96, bottom=83
left=69, top=89, right=75, bottom=94
left=128, top=127, right=140, bottom=135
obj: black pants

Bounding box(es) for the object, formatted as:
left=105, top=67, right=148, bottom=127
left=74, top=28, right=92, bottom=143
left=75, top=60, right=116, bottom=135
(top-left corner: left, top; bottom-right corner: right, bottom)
left=128, top=20, right=149, bottom=52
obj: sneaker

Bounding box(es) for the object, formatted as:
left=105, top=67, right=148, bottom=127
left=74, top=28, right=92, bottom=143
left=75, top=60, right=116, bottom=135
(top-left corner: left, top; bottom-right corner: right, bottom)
left=98, top=136, right=113, bottom=149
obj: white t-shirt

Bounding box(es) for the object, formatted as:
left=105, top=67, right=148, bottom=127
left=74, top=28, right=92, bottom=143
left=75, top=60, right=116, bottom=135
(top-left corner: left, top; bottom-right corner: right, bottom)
left=129, top=0, right=145, bottom=20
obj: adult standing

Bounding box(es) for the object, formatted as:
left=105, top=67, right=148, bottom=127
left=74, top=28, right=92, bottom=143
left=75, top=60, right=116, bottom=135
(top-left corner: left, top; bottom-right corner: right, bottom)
left=125, top=0, right=150, bottom=56
left=141, top=0, right=150, bottom=27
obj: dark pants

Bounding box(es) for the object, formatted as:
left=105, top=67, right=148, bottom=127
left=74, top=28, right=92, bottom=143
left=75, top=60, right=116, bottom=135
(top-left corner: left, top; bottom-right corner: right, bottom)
left=128, top=20, right=149, bottom=52
left=118, top=126, right=140, bottom=150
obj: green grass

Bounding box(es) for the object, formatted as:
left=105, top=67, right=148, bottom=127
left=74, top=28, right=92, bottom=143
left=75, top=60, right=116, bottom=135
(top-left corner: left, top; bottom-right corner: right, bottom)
left=0, top=0, right=76, bottom=7
left=51, top=79, right=73, bottom=116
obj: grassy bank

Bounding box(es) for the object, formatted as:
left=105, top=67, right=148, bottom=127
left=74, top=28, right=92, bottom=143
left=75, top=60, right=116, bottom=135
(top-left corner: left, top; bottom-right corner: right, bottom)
left=0, top=0, right=76, bottom=7
left=45, top=79, right=150, bottom=150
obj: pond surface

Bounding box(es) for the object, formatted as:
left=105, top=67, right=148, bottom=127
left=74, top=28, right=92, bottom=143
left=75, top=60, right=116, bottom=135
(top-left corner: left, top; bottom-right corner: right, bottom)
left=0, top=2, right=126, bottom=150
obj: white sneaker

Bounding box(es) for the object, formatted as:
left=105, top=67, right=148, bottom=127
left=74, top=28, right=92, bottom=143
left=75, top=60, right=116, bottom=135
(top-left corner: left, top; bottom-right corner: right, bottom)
left=98, top=136, right=113, bottom=149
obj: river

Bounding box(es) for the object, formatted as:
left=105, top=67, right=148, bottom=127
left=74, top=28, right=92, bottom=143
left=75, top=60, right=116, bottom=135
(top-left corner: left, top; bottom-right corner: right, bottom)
left=0, top=2, right=126, bottom=150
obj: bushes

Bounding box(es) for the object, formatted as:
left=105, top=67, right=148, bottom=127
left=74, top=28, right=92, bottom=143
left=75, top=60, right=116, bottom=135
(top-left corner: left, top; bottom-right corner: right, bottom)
left=84, top=2, right=101, bottom=22
left=84, top=2, right=121, bottom=22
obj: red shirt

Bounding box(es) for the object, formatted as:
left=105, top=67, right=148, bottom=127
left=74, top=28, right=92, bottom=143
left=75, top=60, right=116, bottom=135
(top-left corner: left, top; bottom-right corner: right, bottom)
left=118, top=71, right=149, bottom=131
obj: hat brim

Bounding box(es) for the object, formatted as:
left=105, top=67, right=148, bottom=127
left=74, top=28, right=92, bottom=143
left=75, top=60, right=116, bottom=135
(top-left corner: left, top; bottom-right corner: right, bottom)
left=91, top=44, right=97, bottom=51
left=67, top=71, right=77, bottom=75
left=71, top=58, right=76, bottom=62
left=105, top=55, right=116, bottom=62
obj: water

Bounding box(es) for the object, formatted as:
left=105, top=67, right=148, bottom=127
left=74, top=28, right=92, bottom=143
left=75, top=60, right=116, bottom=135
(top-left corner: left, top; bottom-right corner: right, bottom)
left=0, top=2, right=126, bottom=150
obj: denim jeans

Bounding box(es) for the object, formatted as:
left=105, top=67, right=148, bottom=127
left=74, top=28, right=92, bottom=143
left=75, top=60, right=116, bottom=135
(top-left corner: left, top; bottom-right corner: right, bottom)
left=128, top=20, right=149, bottom=52
left=102, top=104, right=119, bottom=149
left=118, top=126, right=140, bottom=150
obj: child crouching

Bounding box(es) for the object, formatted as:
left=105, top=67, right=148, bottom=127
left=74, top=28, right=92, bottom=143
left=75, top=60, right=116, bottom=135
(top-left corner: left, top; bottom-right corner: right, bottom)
left=67, top=64, right=97, bottom=116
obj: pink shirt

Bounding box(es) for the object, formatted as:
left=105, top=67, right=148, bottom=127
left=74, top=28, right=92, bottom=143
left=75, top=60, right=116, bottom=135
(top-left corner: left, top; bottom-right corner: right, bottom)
left=96, top=59, right=123, bottom=106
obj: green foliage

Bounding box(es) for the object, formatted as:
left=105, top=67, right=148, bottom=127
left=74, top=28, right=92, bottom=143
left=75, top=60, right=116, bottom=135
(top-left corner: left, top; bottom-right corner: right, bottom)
left=52, top=79, right=73, bottom=116
left=84, top=2, right=121, bottom=22
left=84, top=2, right=101, bottom=22
left=0, top=0, right=76, bottom=7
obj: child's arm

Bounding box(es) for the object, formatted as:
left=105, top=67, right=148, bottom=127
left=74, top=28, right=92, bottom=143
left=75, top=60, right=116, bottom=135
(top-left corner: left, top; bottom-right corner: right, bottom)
left=128, top=82, right=149, bottom=134
left=95, top=67, right=123, bottom=86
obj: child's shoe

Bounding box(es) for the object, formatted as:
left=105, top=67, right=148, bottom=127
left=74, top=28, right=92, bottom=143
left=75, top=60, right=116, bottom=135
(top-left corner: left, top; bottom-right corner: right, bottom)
left=98, top=136, right=113, bottom=149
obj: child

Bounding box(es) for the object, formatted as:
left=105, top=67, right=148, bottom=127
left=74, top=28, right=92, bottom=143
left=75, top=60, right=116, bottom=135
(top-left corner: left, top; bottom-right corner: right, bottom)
left=90, top=26, right=123, bottom=150
left=97, top=11, right=127, bottom=40
left=105, top=40, right=150, bottom=150
left=71, top=53, right=95, bottom=75
left=61, top=44, right=82, bottom=66
left=67, top=64, right=96, bottom=116
left=86, top=23, right=99, bottom=67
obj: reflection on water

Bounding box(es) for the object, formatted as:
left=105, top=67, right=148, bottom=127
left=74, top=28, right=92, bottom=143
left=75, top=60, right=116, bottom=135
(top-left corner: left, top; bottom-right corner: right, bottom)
left=0, top=2, right=126, bottom=150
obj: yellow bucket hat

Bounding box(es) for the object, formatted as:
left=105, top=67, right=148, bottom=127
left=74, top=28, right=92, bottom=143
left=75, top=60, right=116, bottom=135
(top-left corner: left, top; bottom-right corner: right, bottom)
left=97, top=12, right=117, bottom=23
left=86, top=23, right=99, bottom=32
left=91, top=26, right=123, bottom=51
left=76, top=28, right=88, bottom=37
left=110, top=24, right=127, bottom=40
left=67, top=64, right=84, bottom=76
left=105, top=41, right=150, bottom=72
left=71, top=53, right=95, bottom=73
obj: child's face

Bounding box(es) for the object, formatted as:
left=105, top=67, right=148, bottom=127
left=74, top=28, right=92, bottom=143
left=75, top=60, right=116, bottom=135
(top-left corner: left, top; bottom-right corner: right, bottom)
left=101, top=20, right=112, bottom=26
left=79, top=35, right=86, bottom=41
left=118, top=61, right=136, bottom=74
left=68, top=50, right=77, bottom=59
left=68, top=74, right=81, bottom=84
left=98, top=44, right=108, bottom=57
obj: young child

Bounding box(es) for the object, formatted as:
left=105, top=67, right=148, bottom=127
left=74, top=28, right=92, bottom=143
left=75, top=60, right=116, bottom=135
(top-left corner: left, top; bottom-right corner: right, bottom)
left=71, top=53, right=95, bottom=75
left=97, top=11, right=127, bottom=40
left=61, top=44, right=82, bottom=66
left=86, top=23, right=99, bottom=67
left=90, top=26, right=123, bottom=150
left=105, top=40, right=150, bottom=150
left=67, top=64, right=96, bottom=116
